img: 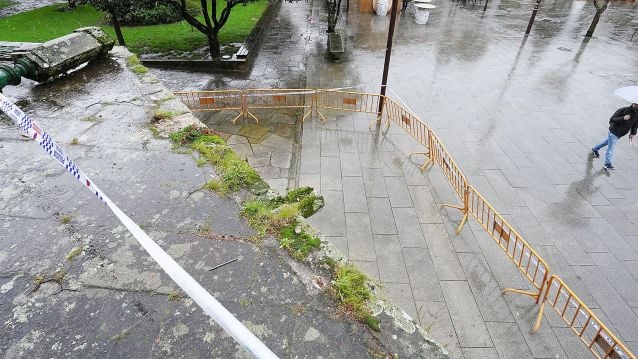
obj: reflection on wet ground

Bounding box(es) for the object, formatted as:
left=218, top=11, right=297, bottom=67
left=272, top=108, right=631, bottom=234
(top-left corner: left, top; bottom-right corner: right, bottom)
left=154, top=0, right=638, bottom=356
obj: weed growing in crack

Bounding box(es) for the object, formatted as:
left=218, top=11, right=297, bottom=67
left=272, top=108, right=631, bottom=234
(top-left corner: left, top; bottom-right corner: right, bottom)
left=167, top=291, right=182, bottom=302
left=170, top=126, right=267, bottom=196
left=70, top=138, right=79, bottom=145
left=66, top=246, right=83, bottom=261
left=60, top=215, right=72, bottom=225
left=332, top=265, right=380, bottom=332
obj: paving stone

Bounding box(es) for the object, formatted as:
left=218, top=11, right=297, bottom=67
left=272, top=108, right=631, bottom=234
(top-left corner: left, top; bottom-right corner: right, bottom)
left=298, top=174, right=320, bottom=193
left=238, top=123, right=269, bottom=140
left=266, top=178, right=288, bottom=195
left=351, top=260, right=379, bottom=281
left=340, top=151, right=362, bottom=177
left=362, top=168, right=388, bottom=198
left=552, top=327, right=594, bottom=359
left=458, top=253, right=516, bottom=323
left=308, top=191, right=346, bottom=237
left=320, top=156, right=342, bottom=191
left=368, top=197, right=397, bottom=235
left=486, top=322, right=534, bottom=359
left=440, top=280, right=493, bottom=348
left=504, top=291, right=568, bottom=358
left=378, top=151, right=405, bottom=177
left=415, top=300, right=463, bottom=359
left=226, top=134, right=248, bottom=144
left=255, top=165, right=283, bottom=179
left=409, top=185, right=443, bottom=224
left=325, top=236, right=348, bottom=258
left=342, top=177, right=367, bottom=213
left=393, top=207, right=427, bottom=248
left=228, top=142, right=253, bottom=159
left=246, top=152, right=271, bottom=168
left=271, top=149, right=292, bottom=169
left=403, top=247, right=444, bottom=302
left=338, top=131, right=357, bottom=153
left=421, top=224, right=466, bottom=281
left=261, top=133, right=293, bottom=152
left=462, top=347, right=500, bottom=359
left=384, top=176, right=413, bottom=208
left=345, top=212, right=376, bottom=262
left=251, top=143, right=277, bottom=154
left=300, top=145, right=320, bottom=174
left=374, top=235, right=409, bottom=284
left=381, top=282, right=417, bottom=319
left=320, top=130, right=340, bottom=157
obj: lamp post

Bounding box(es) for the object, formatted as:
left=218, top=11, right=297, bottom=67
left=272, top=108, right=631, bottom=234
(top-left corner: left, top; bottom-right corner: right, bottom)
left=525, top=0, right=542, bottom=35
left=377, top=0, right=400, bottom=118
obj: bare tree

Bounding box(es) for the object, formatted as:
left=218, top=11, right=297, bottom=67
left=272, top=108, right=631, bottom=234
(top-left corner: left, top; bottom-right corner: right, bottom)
left=160, top=0, right=249, bottom=59
left=585, top=0, right=610, bottom=38
left=89, top=0, right=131, bottom=46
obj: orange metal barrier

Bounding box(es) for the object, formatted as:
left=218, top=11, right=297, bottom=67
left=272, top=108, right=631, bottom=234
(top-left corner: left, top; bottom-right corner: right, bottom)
left=382, top=97, right=433, bottom=171
left=538, top=275, right=635, bottom=359
left=316, top=90, right=382, bottom=122
left=174, top=90, right=244, bottom=123
left=242, top=89, right=316, bottom=123
left=428, top=132, right=470, bottom=234
left=466, top=185, right=549, bottom=303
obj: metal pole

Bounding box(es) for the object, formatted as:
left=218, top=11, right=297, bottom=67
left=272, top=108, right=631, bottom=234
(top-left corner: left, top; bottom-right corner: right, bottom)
left=377, top=0, right=400, bottom=117
left=525, top=0, right=542, bottom=35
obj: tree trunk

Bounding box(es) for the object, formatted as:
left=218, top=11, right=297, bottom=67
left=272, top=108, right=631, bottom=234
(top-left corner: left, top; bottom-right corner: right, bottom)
left=585, top=8, right=604, bottom=38
left=110, top=11, right=126, bottom=46
left=207, top=32, right=221, bottom=59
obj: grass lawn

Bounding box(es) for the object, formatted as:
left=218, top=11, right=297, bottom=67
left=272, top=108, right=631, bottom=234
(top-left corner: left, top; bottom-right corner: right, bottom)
left=0, top=2, right=268, bottom=54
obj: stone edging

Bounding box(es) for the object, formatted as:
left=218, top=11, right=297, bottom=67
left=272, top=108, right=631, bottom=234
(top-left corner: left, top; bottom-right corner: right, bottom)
left=141, top=0, right=283, bottom=73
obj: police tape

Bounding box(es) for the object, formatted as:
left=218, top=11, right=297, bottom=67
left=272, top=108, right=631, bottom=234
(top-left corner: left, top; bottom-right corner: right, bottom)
left=0, top=93, right=278, bottom=359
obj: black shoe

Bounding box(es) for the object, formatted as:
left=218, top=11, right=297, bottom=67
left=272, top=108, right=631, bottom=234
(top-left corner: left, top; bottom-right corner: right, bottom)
left=604, top=163, right=614, bottom=170
left=591, top=148, right=600, bottom=158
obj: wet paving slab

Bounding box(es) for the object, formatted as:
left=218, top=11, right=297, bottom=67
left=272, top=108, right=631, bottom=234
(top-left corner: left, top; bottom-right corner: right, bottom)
left=156, top=0, right=638, bottom=356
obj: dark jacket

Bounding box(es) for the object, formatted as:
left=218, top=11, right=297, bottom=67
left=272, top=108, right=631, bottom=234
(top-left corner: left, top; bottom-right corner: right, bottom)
left=609, top=106, right=638, bottom=138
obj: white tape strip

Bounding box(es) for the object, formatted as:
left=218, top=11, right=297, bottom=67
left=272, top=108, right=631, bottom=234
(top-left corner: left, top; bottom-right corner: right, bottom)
left=0, top=93, right=278, bottom=359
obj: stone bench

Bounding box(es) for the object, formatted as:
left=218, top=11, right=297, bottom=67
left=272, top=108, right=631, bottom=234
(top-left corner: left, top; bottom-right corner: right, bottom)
left=236, top=45, right=249, bottom=59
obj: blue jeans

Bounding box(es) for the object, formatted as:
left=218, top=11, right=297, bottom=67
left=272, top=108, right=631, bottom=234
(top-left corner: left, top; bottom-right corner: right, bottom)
left=593, top=132, right=619, bottom=166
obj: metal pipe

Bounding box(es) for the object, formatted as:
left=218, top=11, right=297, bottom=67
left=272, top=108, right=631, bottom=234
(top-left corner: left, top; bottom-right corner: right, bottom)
left=377, top=0, right=400, bottom=116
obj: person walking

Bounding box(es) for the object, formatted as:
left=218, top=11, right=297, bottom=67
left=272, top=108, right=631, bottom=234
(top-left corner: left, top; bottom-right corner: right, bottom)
left=591, top=103, right=638, bottom=170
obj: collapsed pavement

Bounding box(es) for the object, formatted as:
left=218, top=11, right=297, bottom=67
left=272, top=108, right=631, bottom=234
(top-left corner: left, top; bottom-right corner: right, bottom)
left=0, top=46, right=447, bottom=357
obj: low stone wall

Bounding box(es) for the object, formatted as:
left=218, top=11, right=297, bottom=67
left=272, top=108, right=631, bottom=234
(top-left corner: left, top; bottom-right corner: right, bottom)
left=142, top=0, right=282, bottom=73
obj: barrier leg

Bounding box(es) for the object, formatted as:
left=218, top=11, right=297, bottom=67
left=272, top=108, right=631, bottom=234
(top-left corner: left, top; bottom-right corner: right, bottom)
left=408, top=151, right=433, bottom=171
left=440, top=188, right=469, bottom=234
left=231, top=111, right=243, bottom=124
left=245, top=110, right=259, bottom=124
left=317, top=109, right=327, bottom=124
left=532, top=298, right=546, bottom=333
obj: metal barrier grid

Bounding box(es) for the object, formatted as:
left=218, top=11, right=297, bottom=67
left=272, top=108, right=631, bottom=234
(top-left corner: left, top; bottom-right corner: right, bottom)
left=242, top=89, right=316, bottom=123
left=174, top=90, right=244, bottom=123
left=541, top=275, right=634, bottom=359
left=382, top=97, right=433, bottom=171
left=466, top=185, right=549, bottom=301
left=316, top=90, right=381, bottom=122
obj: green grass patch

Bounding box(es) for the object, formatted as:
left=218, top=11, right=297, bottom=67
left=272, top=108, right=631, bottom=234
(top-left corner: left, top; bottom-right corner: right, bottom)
left=0, top=2, right=269, bottom=55
left=333, top=265, right=380, bottom=331
left=279, top=223, right=321, bottom=261
left=170, top=126, right=266, bottom=196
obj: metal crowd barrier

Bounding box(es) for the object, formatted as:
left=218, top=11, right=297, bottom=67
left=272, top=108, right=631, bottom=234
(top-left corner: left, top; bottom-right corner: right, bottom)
left=242, top=89, right=316, bottom=123
left=316, top=90, right=382, bottom=122
left=174, top=90, right=244, bottom=123
left=539, top=275, right=633, bottom=359
left=175, top=88, right=636, bottom=358
left=382, top=97, right=433, bottom=171
left=466, top=185, right=549, bottom=303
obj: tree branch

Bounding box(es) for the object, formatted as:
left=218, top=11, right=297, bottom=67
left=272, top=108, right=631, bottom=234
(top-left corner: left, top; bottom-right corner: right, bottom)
left=217, top=0, right=245, bottom=30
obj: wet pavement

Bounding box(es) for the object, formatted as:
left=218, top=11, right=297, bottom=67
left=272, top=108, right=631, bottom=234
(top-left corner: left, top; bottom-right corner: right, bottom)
left=0, top=47, right=449, bottom=358
left=154, top=0, right=638, bottom=357
left=0, top=0, right=64, bottom=17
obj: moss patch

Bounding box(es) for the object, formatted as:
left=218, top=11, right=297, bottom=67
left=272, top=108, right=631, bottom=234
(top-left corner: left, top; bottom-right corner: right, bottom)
left=66, top=246, right=83, bottom=261
left=170, top=126, right=267, bottom=196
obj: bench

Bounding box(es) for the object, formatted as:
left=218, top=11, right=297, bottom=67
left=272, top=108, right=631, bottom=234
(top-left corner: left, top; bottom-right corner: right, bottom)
left=236, top=45, right=249, bottom=59
left=328, top=32, right=345, bottom=61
